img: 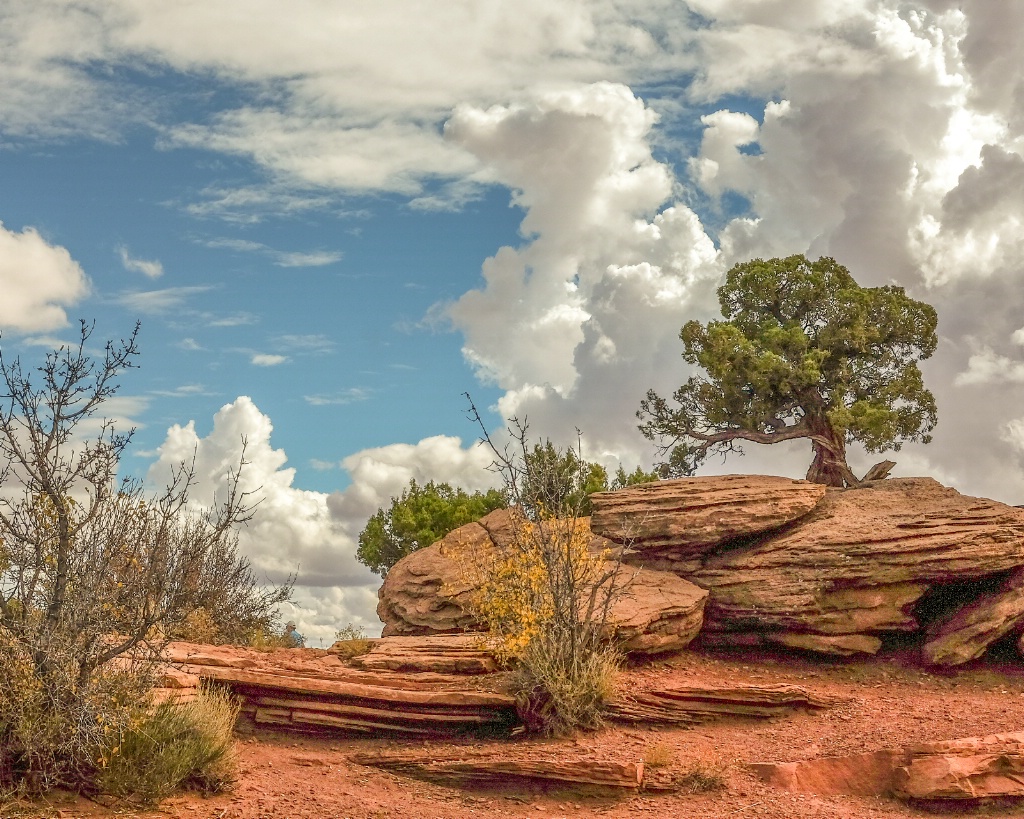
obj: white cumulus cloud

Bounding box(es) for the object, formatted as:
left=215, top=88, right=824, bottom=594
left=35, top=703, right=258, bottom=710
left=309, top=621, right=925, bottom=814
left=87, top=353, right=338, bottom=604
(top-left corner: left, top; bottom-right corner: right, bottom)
left=0, top=222, right=89, bottom=332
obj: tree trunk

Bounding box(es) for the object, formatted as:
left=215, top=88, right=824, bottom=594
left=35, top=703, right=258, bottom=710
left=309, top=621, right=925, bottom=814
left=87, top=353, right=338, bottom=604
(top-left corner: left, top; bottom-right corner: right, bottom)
left=805, top=417, right=858, bottom=488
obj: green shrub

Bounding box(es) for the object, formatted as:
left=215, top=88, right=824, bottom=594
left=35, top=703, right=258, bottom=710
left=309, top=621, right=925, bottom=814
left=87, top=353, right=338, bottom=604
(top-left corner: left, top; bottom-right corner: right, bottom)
left=98, top=685, right=239, bottom=805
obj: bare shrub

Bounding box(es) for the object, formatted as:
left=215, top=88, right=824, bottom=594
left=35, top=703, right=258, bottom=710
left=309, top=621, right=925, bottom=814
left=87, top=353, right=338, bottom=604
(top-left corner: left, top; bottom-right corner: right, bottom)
left=464, top=395, right=624, bottom=735
left=0, top=323, right=291, bottom=795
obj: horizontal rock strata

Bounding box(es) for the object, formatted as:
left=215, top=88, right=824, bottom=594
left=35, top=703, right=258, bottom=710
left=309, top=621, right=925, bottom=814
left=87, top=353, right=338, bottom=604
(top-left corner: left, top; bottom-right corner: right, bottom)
left=691, top=479, right=1024, bottom=653
left=589, top=475, right=826, bottom=561
left=923, top=569, right=1024, bottom=666
left=347, top=633, right=499, bottom=674
left=605, top=683, right=838, bottom=725
left=351, top=750, right=644, bottom=791
left=895, top=732, right=1024, bottom=800
left=752, top=731, right=1024, bottom=803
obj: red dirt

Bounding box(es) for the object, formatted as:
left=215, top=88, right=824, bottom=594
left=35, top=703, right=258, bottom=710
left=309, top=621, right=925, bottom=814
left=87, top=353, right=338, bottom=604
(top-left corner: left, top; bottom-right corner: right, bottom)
left=16, top=649, right=1024, bottom=819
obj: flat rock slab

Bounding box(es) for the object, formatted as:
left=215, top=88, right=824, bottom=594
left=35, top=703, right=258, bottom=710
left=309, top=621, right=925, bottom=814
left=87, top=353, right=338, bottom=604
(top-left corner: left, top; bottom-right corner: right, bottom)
left=165, top=641, right=521, bottom=738
left=895, top=731, right=1024, bottom=801
left=606, top=683, right=839, bottom=725
left=751, top=731, right=1024, bottom=803
left=589, top=475, right=826, bottom=560
left=750, top=750, right=902, bottom=797
left=692, top=479, right=1024, bottom=651
left=347, top=633, right=499, bottom=675
left=351, top=749, right=644, bottom=792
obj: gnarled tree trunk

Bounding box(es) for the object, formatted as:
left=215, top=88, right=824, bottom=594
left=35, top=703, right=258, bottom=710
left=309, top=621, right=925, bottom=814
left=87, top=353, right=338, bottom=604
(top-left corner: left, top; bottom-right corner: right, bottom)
left=805, top=416, right=859, bottom=488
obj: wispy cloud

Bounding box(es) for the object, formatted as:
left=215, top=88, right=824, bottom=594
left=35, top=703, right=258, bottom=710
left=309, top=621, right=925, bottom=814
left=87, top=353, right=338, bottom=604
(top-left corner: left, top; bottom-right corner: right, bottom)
left=205, top=312, right=259, bottom=327
left=251, top=353, right=288, bottom=366
left=150, top=384, right=210, bottom=398
left=274, top=334, right=336, bottom=354
left=303, top=388, right=371, bottom=406
left=177, top=337, right=203, bottom=351
left=201, top=236, right=342, bottom=268
left=118, top=245, right=164, bottom=279
left=117, top=286, right=213, bottom=314
left=273, top=250, right=343, bottom=267
left=309, top=458, right=339, bottom=471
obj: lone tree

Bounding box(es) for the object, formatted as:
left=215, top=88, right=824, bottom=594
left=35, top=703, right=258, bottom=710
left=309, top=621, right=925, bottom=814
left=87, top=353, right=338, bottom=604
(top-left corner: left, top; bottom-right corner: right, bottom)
left=638, top=255, right=938, bottom=487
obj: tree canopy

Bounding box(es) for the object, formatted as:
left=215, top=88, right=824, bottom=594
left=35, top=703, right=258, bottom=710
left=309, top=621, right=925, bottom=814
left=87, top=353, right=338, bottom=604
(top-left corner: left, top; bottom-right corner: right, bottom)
left=638, top=255, right=938, bottom=487
left=356, top=445, right=660, bottom=576
left=356, top=480, right=507, bottom=576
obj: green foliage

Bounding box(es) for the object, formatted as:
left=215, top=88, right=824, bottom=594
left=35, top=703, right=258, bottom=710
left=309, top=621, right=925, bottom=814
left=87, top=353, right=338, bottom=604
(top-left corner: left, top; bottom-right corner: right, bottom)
left=638, top=255, right=938, bottom=486
left=356, top=480, right=507, bottom=576
left=98, top=686, right=238, bottom=806
left=610, top=464, right=661, bottom=490
left=520, top=442, right=608, bottom=518
left=334, top=622, right=366, bottom=641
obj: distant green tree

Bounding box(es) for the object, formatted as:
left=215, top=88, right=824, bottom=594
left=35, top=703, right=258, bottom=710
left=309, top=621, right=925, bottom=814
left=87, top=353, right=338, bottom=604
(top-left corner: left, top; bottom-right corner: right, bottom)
left=356, top=480, right=507, bottom=576
left=519, top=442, right=608, bottom=518
left=519, top=442, right=660, bottom=517
left=610, top=464, right=661, bottom=489
left=638, top=255, right=938, bottom=487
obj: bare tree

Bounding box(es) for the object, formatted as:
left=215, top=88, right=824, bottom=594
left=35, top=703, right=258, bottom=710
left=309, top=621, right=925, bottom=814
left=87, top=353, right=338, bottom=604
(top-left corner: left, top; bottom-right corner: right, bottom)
left=0, top=322, right=291, bottom=791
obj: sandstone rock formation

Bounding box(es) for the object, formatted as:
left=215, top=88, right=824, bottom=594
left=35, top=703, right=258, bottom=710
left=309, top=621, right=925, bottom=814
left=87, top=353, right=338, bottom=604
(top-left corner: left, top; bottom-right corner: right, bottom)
left=691, top=478, right=1024, bottom=655
left=352, top=749, right=644, bottom=792
left=377, top=508, right=708, bottom=656
left=167, top=641, right=520, bottom=737
left=347, top=633, right=498, bottom=675
left=894, top=732, right=1024, bottom=800
left=922, top=568, right=1024, bottom=666
left=378, top=475, right=1024, bottom=660
left=605, top=683, right=838, bottom=725
left=751, top=731, right=1024, bottom=802
left=590, top=475, right=826, bottom=573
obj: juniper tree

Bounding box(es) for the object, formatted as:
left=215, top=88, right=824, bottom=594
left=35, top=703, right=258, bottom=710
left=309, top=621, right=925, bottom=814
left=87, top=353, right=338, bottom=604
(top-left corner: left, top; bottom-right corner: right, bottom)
left=638, top=255, right=938, bottom=487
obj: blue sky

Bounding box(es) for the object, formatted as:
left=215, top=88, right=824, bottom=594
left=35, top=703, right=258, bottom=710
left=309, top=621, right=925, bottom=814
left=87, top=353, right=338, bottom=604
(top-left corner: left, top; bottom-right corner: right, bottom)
left=4, top=1, right=1024, bottom=640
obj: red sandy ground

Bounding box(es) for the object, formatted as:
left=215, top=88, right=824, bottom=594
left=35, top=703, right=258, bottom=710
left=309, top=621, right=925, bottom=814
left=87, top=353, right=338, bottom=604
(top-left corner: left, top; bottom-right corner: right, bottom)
left=14, top=649, right=1024, bottom=819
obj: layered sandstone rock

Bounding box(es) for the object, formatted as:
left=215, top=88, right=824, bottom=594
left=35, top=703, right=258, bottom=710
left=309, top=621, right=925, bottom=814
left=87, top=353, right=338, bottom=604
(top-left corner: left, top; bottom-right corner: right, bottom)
left=377, top=509, right=708, bottom=656
left=589, top=475, right=826, bottom=570
left=752, top=731, right=1024, bottom=802
left=923, top=569, right=1024, bottom=666
left=348, top=633, right=498, bottom=675
left=691, top=479, right=1024, bottom=654
left=606, top=683, right=838, bottom=725
left=894, top=732, right=1024, bottom=801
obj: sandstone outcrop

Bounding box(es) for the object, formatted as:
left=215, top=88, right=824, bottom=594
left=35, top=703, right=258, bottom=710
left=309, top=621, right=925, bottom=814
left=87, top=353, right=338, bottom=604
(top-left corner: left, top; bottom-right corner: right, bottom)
left=894, top=732, right=1024, bottom=800
left=922, top=568, right=1024, bottom=666
left=691, top=478, right=1024, bottom=654
left=377, top=508, right=708, bottom=656
left=751, top=731, right=1024, bottom=802
left=378, top=476, right=1024, bottom=659
left=605, top=683, right=838, bottom=726
left=347, top=633, right=498, bottom=675
left=167, top=641, right=520, bottom=737
left=352, top=750, right=644, bottom=792
left=590, top=475, right=826, bottom=572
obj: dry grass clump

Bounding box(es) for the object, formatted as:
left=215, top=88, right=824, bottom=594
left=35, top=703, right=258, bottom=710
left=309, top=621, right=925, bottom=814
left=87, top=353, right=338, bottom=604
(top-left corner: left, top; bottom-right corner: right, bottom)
left=642, top=742, right=676, bottom=769
left=676, top=753, right=728, bottom=793
left=98, top=685, right=239, bottom=806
